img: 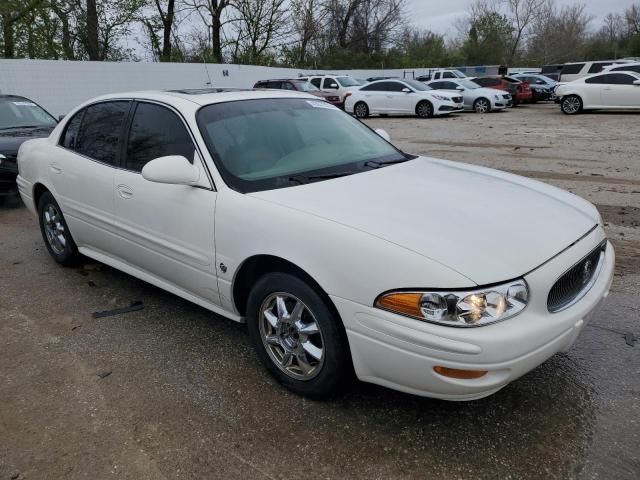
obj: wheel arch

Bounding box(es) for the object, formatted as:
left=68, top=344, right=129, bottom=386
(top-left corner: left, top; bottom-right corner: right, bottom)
left=415, top=99, right=434, bottom=116
left=232, top=254, right=334, bottom=317
left=33, top=182, right=52, bottom=209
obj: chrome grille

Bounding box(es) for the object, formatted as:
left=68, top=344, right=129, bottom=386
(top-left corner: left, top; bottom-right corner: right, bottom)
left=547, top=242, right=606, bottom=313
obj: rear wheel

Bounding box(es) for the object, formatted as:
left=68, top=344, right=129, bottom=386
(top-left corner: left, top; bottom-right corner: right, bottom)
left=246, top=272, right=350, bottom=398
left=354, top=101, right=369, bottom=119
left=416, top=100, right=434, bottom=118
left=37, top=191, right=80, bottom=266
left=561, top=95, right=582, bottom=115
left=473, top=97, right=490, bottom=113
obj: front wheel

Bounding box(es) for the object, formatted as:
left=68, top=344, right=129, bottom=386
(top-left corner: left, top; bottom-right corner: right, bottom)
left=37, top=191, right=80, bottom=266
left=416, top=100, right=434, bottom=118
left=473, top=97, right=490, bottom=113
left=353, top=101, right=369, bottom=119
left=246, top=272, right=350, bottom=398
left=561, top=95, right=582, bottom=115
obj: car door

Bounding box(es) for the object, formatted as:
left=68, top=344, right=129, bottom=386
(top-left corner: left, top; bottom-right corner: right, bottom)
left=359, top=82, right=387, bottom=113
left=383, top=81, right=412, bottom=113
left=111, top=101, right=220, bottom=305
left=51, top=100, right=130, bottom=251
left=600, top=73, right=640, bottom=107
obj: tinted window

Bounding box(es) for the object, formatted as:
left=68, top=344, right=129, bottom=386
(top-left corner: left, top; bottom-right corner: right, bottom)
left=561, top=63, right=585, bottom=75
left=254, top=81, right=267, bottom=88
left=612, top=65, right=640, bottom=73
left=75, top=101, right=129, bottom=165
left=586, top=74, right=611, bottom=84
left=386, top=82, right=407, bottom=92
left=125, top=103, right=195, bottom=173
left=442, top=72, right=455, bottom=79
left=361, top=82, right=387, bottom=92
left=281, top=82, right=296, bottom=90
left=310, top=78, right=321, bottom=88
left=608, top=73, right=637, bottom=85
left=323, top=78, right=339, bottom=89
left=588, top=62, right=612, bottom=73
left=60, top=111, right=83, bottom=149
left=430, top=81, right=446, bottom=89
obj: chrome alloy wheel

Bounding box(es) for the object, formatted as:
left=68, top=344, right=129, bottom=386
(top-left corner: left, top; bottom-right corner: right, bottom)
left=354, top=102, right=368, bottom=118
left=562, top=96, right=581, bottom=114
left=417, top=101, right=432, bottom=117
left=475, top=98, right=489, bottom=113
left=42, top=203, right=66, bottom=255
left=259, top=292, right=325, bottom=380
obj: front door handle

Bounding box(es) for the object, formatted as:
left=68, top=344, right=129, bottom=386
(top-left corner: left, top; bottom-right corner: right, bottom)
left=49, top=163, right=62, bottom=174
left=117, top=184, right=133, bottom=199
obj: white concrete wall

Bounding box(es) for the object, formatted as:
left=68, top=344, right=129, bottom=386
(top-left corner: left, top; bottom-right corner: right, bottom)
left=0, top=59, right=498, bottom=116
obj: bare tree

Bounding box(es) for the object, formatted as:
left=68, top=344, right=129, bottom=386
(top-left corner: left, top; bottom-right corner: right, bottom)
left=0, top=0, right=44, bottom=58
left=230, top=0, right=289, bottom=64
left=503, top=0, right=546, bottom=64
left=291, top=0, right=327, bottom=65
left=184, top=0, right=233, bottom=62
left=626, top=3, right=640, bottom=35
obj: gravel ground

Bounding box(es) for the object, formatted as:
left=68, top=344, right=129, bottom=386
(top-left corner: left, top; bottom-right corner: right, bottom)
left=1, top=104, right=638, bottom=480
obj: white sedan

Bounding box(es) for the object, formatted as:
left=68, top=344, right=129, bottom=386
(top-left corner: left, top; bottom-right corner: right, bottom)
left=425, top=78, right=511, bottom=112
left=17, top=89, right=614, bottom=401
left=345, top=79, right=464, bottom=118
left=557, top=71, right=640, bottom=114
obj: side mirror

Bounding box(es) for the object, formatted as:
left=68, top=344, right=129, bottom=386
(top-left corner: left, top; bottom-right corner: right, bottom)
left=456, top=86, right=464, bottom=91
left=402, top=88, right=411, bottom=93
left=329, top=83, right=338, bottom=89
left=141, top=155, right=200, bottom=186
left=375, top=128, right=391, bottom=142
left=58, top=114, right=66, bottom=122
left=536, top=80, right=544, bottom=84
left=634, top=80, right=640, bottom=86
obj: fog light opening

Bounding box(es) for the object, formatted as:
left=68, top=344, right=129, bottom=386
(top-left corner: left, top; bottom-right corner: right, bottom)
left=433, top=366, right=488, bottom=380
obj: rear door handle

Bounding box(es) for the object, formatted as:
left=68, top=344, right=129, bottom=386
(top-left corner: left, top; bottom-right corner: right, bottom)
left=49, top=163, right=62, bottom=174
left=117, top=184, right=133, bottom=199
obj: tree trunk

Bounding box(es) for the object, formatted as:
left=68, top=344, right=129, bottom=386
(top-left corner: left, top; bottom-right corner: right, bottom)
left=211, top=16, right=222, bottom=62
left=86, top=0, right=100, bottom=60
left=2, top=15, right=15, bottom=58
left=159, top=0, right=175, bottom=61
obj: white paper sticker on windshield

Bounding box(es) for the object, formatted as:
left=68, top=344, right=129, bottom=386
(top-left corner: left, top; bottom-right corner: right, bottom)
left=13, top=102, right=37, bottom=107
left=306, top=100, right=338, bottom=110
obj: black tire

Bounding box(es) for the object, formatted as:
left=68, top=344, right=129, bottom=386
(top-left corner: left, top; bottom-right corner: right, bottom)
left=246, top=272, right=350, bottom=398
left=353, top=101, right=369, bottom=119
left=416, top=100, right=434, bottom=118
left=473, top=97, right=490, bottom=113
left=561, top=95, right=582, bottom=115
left=37, top=191, right=80, bottom=266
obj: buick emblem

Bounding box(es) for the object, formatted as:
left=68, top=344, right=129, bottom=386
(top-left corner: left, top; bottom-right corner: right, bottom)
left=582, top=259, right=593, bottom=285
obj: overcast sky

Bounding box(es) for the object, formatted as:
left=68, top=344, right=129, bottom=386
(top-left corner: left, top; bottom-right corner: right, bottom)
left=406, top=0, right=637, bottom=36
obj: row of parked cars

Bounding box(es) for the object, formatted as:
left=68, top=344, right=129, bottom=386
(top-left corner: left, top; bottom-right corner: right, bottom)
left=253, top=69, right=555, bottom=119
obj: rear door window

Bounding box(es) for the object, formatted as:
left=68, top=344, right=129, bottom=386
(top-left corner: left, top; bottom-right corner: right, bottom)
left=608, top=73, right=636, bottom=85
left=588, top=62, right=612, bottom=73
left=75, top=101, right=130, bottom=165
left=59, top=111, right=84, bottom=149
left=561, top=63, right=585, bottom=75
left=124, top=102, right=196, bottom=173
left=309, top=78, right=321, bottom=88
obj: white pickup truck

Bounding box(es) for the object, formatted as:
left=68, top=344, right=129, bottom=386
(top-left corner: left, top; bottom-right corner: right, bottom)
left=416, top=69, right=468, bottom=82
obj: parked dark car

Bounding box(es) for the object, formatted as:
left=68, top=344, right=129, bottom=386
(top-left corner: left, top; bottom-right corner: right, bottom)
left=511, top=73, right=557, bottom=102
left=0, top=95, right=57, bottom=204
left=473, top=76, right=533, bottom=105
left=253, top=79, right=343, bottom=108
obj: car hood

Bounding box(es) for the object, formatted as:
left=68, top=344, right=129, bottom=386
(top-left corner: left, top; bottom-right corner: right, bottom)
left=250, top=158, right=598, bottom=285
left=0, top=126, right=53, bottom=156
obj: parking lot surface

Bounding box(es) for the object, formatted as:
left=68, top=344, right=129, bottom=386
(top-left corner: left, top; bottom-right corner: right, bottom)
left=1, top=104, right=638, bottom=479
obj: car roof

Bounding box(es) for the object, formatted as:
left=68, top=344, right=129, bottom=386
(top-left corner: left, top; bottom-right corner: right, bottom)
left=0, top=94, right=34, bottom=102
left=82, top=89, right=315, bottom=107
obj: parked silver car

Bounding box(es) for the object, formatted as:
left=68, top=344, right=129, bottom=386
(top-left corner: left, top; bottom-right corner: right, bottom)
left=425, top=78, right=511, bottom=113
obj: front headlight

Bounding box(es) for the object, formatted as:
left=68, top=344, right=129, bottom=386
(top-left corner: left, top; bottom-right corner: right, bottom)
left=375, top=280, right=528, bottom=327
left=431, top=94, right=451, bottom=101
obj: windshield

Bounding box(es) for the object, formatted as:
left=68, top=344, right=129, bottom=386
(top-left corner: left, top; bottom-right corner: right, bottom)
left=197, top=98, right=406, bottom=193
left=337, top=76, right=360, bottom=87
left=297, top=82, right=319, bottom=92
left=458, top=79, right=480, bottom=89
left=0, top=98, right=56, bottom=129
left=452, top=70, right=467, bottom=78
left=403, top=79, right=432, bottom=91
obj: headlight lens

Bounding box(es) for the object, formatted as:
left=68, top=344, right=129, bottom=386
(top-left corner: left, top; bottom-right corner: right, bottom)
left=432, top=94, right=451, bottom=101
left=375, top=280, right=528, bottom=327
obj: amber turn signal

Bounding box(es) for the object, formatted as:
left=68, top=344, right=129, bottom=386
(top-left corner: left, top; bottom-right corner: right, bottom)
left=433, top=366, right=488, bottom=380
left=376, top=292, right=423, bottom=318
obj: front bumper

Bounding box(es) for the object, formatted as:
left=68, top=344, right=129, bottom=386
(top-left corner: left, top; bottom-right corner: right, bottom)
left=437, top=103, right=464, bottom=114
left=332, top=232, right=614, bottom=400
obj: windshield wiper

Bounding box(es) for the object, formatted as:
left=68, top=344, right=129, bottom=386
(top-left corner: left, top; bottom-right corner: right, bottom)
left=288, top=171, right=354, bottom=184
left=363, top=158, right=410, bottom=169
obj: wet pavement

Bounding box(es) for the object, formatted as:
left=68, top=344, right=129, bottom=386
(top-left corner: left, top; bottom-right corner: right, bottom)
left=1, top=204, right=638, bottom=480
